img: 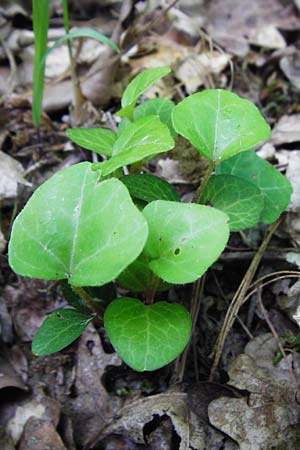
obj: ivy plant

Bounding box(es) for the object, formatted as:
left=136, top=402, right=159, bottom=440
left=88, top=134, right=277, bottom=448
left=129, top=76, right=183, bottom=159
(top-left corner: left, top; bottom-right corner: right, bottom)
left=8, top=67, right=293, bottom=372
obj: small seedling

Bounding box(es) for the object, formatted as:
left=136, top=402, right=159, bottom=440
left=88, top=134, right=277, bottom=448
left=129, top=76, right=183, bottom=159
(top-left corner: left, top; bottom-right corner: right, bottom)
left=9, top=67, right=293, bottom=372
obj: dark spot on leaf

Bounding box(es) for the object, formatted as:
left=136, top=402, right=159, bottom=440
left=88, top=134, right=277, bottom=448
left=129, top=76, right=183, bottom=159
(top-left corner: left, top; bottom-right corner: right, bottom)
left=174, top=248, right=180, bottom=256
left=56, top=313, right=63, bottom=319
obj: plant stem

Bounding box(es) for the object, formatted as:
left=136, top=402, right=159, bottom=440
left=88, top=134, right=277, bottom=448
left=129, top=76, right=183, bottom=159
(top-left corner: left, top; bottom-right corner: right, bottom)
left=62, top=0, right=84, bottom=124
left=192, top=160, right=215, bottom=203
left=71, top=286, right=99, bottom=314
left=174, top=274, right=206, bottom=382
left=145, top=275, right=159, bottom=305
left=209, top=216, right=282, bottom=381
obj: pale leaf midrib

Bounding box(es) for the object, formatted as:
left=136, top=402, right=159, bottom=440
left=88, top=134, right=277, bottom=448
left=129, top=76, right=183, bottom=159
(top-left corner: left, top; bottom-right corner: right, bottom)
left=69, top=166, right=89, bottom=275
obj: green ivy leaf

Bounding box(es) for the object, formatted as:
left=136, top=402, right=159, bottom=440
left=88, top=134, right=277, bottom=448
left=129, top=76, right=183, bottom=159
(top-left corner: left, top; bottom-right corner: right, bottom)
left=66, top=128, right=116, bottom=156
left=32, top=308, right=94, bottom=356
left=104, top=297, right=191, bottom=371
left=172, top=89, right=270, bottom=162
left=96, top=116, right=174, bottom=177
left=9, top=162, right=148, bottom=286
left=116, top=67, right=171, bottom=119
left=120, top=173, right=179, bottom=203
left=134, top=98, right=176, bottom=136
left=143, top=201, right=230, bottom=284
left=201, top=174, right=264, bottom=231
left=117, top=253, right=170, bottom=292
left=217, top=150, right=293, bottom=224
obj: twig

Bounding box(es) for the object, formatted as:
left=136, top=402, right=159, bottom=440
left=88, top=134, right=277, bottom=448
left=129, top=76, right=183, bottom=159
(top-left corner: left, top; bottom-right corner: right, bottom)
left=209, top=217, right=282, bottom=381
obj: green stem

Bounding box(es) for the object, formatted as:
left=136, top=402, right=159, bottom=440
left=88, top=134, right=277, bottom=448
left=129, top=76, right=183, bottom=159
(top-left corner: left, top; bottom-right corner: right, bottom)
left=192, top=160, right=215, bottom=203
left=72, top=286, right=99, bottom=315
left=144, top=275, right=159, bottom=305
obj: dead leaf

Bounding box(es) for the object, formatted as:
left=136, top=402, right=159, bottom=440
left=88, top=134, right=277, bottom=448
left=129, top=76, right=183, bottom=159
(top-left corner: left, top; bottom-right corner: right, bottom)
left=68, top=324, right=122, bottom=448
left=18, top=418, right=67, bottom=450
left=208, top=334, right=300, bottom=450
left=0, top=226, right=6, bottom=253
left=0, top=354, right=27, bottom=391
left=280, top=47, right=300, bottom=90
left=0, top=151, right=30, bottom=201
left=276, top=150, right=300, bottom=211
left=206, top=0, right=300, bottom=56
left=270, top=114, right=300, bottom=146
left=175, top=51, right=231, bottom=94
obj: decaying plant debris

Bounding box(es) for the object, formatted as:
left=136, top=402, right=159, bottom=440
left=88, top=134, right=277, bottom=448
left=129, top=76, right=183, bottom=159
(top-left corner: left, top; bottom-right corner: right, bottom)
left=1, top=1, right=300, bottom=449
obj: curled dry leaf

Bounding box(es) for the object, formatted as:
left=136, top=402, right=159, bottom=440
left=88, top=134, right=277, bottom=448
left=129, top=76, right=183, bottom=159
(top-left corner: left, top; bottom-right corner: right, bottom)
left=276, top=150, right=300, bottom=212
left=18, top=417, right=67, bottom=450
left=208, top=334, right=300, bottom=450
left=0, top=151, right=30, bottom=201
left=280, top=47, right=300, bottom=90
left=206, top=0, right=300, bottom=56
left=270, top=114, right=300, bottom=146
left=175, top=51, right=231, bottom=94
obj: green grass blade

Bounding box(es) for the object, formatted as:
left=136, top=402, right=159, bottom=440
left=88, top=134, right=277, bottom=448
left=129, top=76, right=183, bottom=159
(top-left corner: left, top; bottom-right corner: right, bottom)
left=32, top=0, right=50, bottom=127
left=41, top=28, right=119, bottom=69
left=62, top=0, right=70, bottom=32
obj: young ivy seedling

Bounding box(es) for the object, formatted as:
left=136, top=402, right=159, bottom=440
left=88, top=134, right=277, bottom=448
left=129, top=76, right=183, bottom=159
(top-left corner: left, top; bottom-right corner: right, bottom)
left=8, top=67, right=293, bottom=372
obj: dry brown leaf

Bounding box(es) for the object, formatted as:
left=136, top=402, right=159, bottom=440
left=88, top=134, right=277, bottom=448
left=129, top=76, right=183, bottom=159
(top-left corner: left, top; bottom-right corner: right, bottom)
left=206, top=0, right=300, bottom=56
left=18, top=418, right=67, bottom=450
left=0, top=151, right=30, bottom=201
left=208, top=334, right=300, bottom=450
left=68, top=324, right=122, bottom=448
left=270, top=114, right=300, bottom=146
left=175, top=51, right=231, bottom=94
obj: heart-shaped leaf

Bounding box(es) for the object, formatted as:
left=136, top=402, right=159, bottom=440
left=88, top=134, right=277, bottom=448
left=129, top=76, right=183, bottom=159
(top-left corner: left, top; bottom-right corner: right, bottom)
left=66, top=128, right=116, bottom=156
left=96, top=116, right=174, bottom=176
left=143, top=201, right=230, bottom=284
left=172, top=89, right=270, bottom=162
left=217, top=150, right=293, bottom=223
left=120, top=173, right=179, bottom=203
left=9, top=162, right=148, bottom=286
left=134, top=98, right=176, bottom=136
left=116, top=67, right=171, bottom=119
left=117, top=253, right=170, bottom=292
left=32, top=308, right=94, bottom=356
left=104, top=297, right=191, bottom=371
left=201, top=174, right=264, bottom=231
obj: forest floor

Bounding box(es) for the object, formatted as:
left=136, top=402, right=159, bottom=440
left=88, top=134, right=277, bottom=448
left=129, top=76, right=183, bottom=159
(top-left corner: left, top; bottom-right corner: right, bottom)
left=1, top=1, right=300, bottom=449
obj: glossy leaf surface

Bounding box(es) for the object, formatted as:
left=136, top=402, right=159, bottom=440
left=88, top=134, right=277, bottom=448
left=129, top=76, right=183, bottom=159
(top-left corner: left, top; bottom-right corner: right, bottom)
left=120, top=173, right=179, bottom=203
left=66, top=128, right=116, bottom=156
left=143, top=201, right=230, bottom=284
left=172, top=89, right=270, bottom=162
left=104, top=297, right=191, bottom=371
left=9, top=162, right=148, bottom=286
left=32, top=308, right=93, bottom=356
left=201, top=174, right=264, bottom=231
left=117, top=67, right=171, bottom=119
left=217, top=150, right=293, bottom=223
left=97, top=116, right=174, bottom=176
left=134, top=98, right=176, bottom=136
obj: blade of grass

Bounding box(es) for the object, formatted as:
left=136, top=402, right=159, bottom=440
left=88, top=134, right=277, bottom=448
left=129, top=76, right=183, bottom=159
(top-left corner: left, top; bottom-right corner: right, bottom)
left=32, top=0, right=49, bottom=127
left=41, top=28, right=119, bottom=68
